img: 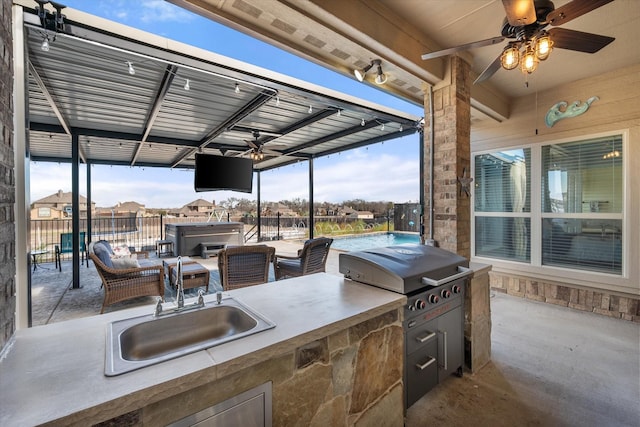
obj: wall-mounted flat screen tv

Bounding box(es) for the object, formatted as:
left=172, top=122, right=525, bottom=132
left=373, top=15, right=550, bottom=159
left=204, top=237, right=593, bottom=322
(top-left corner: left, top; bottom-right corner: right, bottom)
left=194, top=154, right=253, bottom=193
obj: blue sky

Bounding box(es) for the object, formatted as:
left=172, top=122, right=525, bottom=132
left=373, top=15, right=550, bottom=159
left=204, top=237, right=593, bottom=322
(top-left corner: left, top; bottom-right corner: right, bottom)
left=30, top=0, right=423, bottom=209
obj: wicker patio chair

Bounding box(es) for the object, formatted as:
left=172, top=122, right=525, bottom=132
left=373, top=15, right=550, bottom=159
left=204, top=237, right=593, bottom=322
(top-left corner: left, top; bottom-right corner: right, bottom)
left=274, top=237, right=333, bottom=280
left=89, top=253, right=164, bottom=314
left=217, top=245, right=275, bottom=290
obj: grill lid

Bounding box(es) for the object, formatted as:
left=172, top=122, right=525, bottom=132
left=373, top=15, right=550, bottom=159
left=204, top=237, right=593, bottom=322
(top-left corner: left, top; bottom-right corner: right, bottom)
left=339, top=244, right=469, bottom=294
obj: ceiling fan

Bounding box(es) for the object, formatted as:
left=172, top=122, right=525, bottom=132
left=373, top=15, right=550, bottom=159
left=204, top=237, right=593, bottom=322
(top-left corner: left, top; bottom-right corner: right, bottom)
left=242, top=130, right=284, bottom=161
left=421, top=0, right=616, bottom=84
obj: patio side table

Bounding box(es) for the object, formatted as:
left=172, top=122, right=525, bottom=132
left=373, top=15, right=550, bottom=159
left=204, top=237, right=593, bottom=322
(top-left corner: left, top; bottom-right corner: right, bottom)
left=30, top=249, right=49, bottom=272
left=170, top=262, right=210, bottom=292
left=156, top=239, right=174, bottom=257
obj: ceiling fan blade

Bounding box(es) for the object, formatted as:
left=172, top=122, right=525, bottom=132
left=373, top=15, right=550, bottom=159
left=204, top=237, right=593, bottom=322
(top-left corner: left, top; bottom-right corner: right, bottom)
left=474, top=54, right=503, bottom=85
left=548, top=27, right=615, bottom=53
left=244, top=139, right=259, bottom=150
left=421, top=36, right=505, bottom=60
left=547, top=0, right=614, bottom=26
left=502, top=0, right=537, bottom=26
left=262, top=141, right=288, bottom=149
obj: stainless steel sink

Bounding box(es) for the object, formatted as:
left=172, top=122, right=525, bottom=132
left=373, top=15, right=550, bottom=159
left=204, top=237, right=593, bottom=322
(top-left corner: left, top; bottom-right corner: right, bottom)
left=105, top=296, right=275, bottom=376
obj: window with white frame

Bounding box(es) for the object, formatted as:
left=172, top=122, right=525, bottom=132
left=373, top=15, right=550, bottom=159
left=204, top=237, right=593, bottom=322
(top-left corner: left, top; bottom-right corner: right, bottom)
left=473, top=135, right=623, bottom=275
left=474, top=148, right=531, bottom=262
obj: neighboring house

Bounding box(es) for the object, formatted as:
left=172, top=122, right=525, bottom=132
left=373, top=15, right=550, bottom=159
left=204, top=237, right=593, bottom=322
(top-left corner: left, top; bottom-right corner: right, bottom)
left=337, top=206, right=358, bottom=217
left=262, top=202, right=296, bottom=216
left=95, top=201, right=146, bottom=218
left=30, top=190, right=95, bottom=219
left=356, top=211, right=374, bottom=219
left=170, top=199, right=218, bottom=218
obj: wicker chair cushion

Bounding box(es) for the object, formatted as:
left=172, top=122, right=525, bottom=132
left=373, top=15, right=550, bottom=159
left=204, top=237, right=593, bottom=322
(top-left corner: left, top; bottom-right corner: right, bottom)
left=276, top=258, right=302, bottom=275
left=111, top=257, right=139, bottom=269
left=93, top=242, right=113, bottom=268
left=96, top=240, right=114, bottom=254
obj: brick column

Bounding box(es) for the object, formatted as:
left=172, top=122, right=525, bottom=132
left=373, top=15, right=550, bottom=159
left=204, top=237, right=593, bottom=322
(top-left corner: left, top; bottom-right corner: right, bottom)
left=0, top=0, right=16, bottom=351
left=423, top=56, right=471, bottom=259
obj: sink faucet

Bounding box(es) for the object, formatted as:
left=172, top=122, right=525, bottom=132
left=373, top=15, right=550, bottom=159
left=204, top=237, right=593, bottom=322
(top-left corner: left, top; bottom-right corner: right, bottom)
left=153, top=258, right=207, bottom=317
left=176, top=256, right=185, bottom=309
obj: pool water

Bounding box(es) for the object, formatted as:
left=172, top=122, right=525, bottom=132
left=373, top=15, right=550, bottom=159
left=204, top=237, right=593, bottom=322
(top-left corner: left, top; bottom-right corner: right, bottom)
left=331, top=232, right=420, bottom=252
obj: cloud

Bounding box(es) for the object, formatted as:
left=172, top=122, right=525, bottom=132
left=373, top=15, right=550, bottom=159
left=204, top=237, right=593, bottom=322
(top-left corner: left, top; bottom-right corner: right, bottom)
left=258, top=149, right=419, bottom=204
left=87, top=0, right=194, bottom=25
left=139, top=0, right=195, bottom=23
left=30, top=149, right=419, bottom=209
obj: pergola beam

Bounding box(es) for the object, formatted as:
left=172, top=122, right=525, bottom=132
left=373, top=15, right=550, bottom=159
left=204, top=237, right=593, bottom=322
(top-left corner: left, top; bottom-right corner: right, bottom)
left=132, top=64, right=179, bottom=165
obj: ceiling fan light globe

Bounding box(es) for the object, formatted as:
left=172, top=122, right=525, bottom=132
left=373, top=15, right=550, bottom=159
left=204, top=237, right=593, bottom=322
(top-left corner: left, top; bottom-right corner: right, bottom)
left=535, top=36, right=553, bottom=61
left=501, top=46, right=520, bottom=70
left=521, top=47, right=539, bottom=74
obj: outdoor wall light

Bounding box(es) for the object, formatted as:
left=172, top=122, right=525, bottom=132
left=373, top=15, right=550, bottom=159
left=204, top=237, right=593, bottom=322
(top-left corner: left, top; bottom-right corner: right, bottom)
left=374, top=61, right=388, bottom=85
left=353, top=62, right=373, bottom=82
left=183, top=79, right=190, bottom=91
left=354, top=59, right=387, bottom=85
left=126, top=61, right=135, bottom=75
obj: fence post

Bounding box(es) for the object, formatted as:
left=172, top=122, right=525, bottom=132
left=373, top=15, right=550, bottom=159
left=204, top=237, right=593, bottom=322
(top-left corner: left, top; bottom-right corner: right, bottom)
left=277, top=212, right=281, bottom=240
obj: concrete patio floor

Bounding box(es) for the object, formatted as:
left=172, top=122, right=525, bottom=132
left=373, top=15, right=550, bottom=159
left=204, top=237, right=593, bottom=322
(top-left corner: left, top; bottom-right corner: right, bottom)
left=28, top=241, right=639, bottom=426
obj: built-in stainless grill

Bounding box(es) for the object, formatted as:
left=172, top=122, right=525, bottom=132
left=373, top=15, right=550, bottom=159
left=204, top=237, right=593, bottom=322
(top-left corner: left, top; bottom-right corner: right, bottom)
left=339, top=244, right=472, bottom=409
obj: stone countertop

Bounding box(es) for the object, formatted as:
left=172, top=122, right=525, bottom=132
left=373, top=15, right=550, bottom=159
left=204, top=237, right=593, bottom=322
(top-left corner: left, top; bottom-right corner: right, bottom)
left=0, top=273, right=406, bottom=426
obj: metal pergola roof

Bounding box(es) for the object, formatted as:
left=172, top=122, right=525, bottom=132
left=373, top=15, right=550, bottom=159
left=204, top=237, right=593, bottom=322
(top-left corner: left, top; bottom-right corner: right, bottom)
left=20, top=2, right=421, bottom=173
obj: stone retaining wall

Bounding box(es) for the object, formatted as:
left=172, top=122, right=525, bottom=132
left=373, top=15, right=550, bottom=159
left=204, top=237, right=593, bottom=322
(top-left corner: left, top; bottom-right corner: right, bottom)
left=490, top=271, right=640, bottom=322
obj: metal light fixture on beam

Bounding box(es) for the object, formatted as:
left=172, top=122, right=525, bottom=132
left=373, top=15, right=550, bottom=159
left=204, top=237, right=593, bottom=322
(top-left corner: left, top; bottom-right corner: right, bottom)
left=353, top=59, right=387, bottom=85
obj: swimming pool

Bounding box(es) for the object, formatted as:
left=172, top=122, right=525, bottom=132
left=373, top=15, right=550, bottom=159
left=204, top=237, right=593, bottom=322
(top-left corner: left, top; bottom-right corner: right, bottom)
left=331, top=232, right=420, bottom=252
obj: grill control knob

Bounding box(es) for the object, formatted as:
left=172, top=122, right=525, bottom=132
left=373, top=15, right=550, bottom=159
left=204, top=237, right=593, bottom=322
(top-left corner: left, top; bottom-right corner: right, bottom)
left=414, top=299, right=426, bottom=310
left=441, top=289, right=451, bottom=299
left=427, top=294, right=439, bottom=304
left=452, top=285, right=462, bottom=294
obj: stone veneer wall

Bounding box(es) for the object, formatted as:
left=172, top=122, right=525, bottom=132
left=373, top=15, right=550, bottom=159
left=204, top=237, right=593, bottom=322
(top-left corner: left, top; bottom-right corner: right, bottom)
left=490, top=271, right=640, bottom=322
left=425, top=56, right=472, bottom=259
left=99, top=309, right=404, bottom=426
left=0, top=0, right=15, bottom=352
left=465, top=267, right=492, bottom=372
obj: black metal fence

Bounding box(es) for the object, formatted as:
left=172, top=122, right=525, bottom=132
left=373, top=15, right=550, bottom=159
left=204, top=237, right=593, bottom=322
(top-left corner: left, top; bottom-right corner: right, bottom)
left=30, top=211, right=400, bottom=264
left=242, top=213, right=393, bottom=241
left=30, top=216, right=213, bottom=264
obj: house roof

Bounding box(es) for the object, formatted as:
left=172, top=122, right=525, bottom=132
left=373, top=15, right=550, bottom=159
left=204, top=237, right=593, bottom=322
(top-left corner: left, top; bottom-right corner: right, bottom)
left=16, top=0, right=421, bottom=174
left=113, top=201, right=145, bottom=210
left=32, top=190, right=88, bottom=204
left=185, top=199, right=215, bottom=207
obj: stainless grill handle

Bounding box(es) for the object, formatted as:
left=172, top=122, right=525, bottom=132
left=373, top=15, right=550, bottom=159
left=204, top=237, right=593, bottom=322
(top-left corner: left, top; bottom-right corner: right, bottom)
left=416, top=331, right=436, bottom=343
left=416, top=357, right=436, bottom=371
left=421, top=266, right=472, bottom=287
left=442, top=331, right=448, bottom=371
